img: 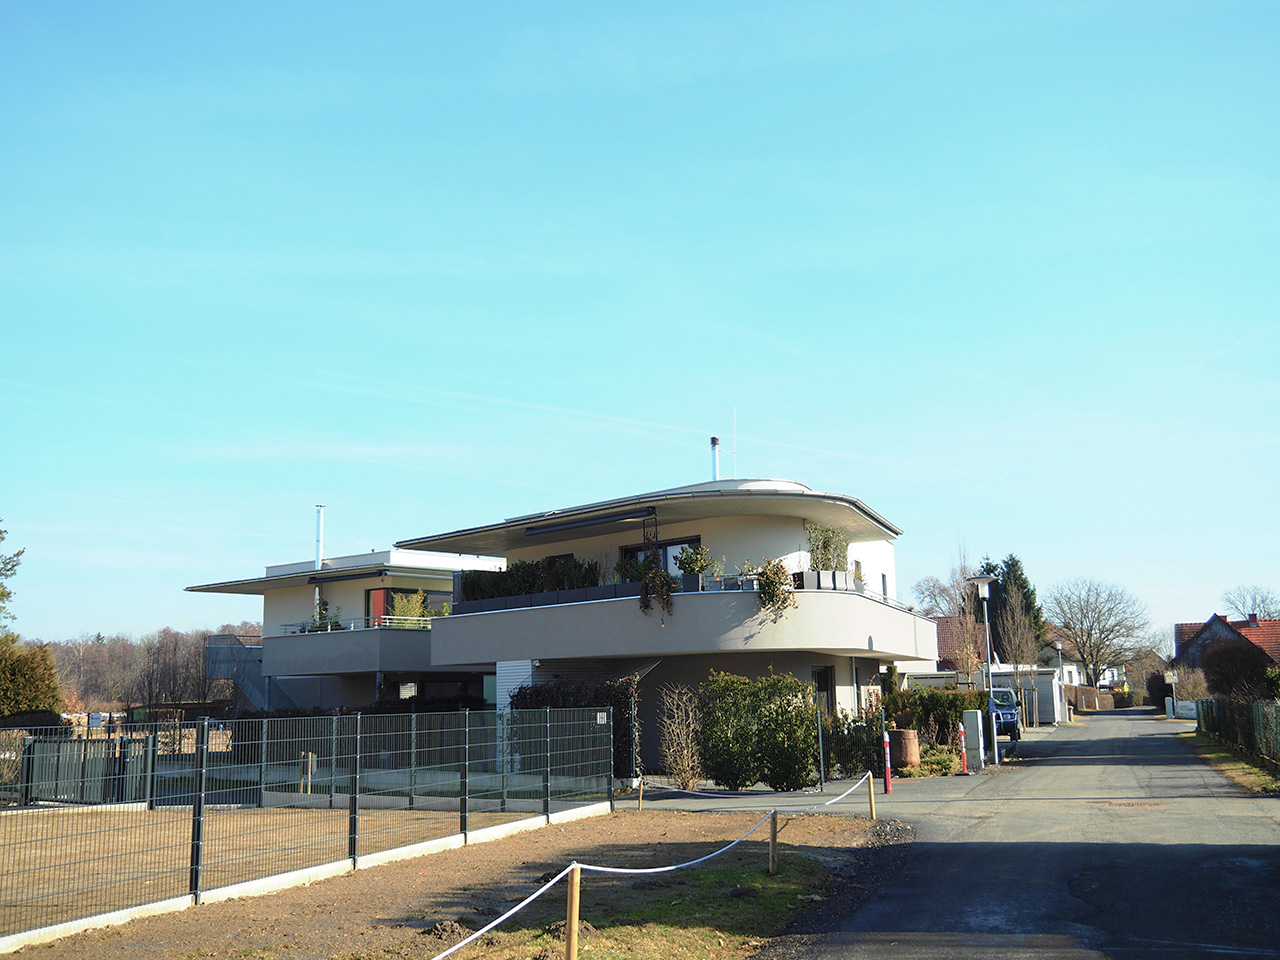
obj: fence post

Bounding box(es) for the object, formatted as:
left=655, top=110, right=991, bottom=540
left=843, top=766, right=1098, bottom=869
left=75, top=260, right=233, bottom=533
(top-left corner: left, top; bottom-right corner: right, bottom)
left=565, top=864, right=581, bottom=960
left=19, top=736, right=34, bottom=806
left=145, top=733, right=157, bottom=811
left=459, top=710, right=470, bottom=836
left=190, top=718, right=210, bottom=903
left=348, top=713, right=361, bottom=862
left=607, top=706, right=615, bottom=813
left=258, top=718, right=268, bottom=809
left=543, top=706, right=552, bottom=820
left=867, top=775, right=876, bottom=820
left=409, top=713, right=418, bottom=811
left=769, top=811, right=778, bottom=876
left=815, top=701, right=825, bottom=791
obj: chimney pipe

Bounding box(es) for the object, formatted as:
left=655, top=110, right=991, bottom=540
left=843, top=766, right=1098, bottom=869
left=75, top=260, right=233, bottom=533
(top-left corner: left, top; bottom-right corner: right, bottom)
left=710, top=436, right=720, bottom=481
left=315, top=504, right=325, bottom=571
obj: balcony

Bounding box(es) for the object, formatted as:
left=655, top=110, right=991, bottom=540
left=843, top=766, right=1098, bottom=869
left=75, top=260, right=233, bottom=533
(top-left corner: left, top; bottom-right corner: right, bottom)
left=431, top=584, right=937, bottom=667
left=262, top=620, right=439, bottom=678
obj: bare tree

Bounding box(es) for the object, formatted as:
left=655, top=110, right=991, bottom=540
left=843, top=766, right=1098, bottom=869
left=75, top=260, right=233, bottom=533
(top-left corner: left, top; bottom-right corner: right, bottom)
left=1046, top=579, right=1149, bottom=689
left=1220, top=585, right=1280, bottom=621
left=657, top=684, right=702, bottom=790
left=914, top=553, right=983, bottom=684
left=998, top=582, right=1037, bottom=690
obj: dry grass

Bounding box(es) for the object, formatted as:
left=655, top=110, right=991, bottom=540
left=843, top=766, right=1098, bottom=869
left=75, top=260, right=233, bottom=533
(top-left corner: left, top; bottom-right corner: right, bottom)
left=1184, top=732, right=1280, bottom=794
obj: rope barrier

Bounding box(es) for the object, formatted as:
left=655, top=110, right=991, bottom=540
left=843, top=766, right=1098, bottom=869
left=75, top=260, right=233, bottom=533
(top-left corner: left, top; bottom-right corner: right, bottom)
left=428, top=771, right=876, bottom=960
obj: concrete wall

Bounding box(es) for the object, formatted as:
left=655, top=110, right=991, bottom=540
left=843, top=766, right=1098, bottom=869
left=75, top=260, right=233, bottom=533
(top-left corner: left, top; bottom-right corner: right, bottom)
left=431, top=589, right=937, bottom=667
left=262, top=628, right=435, bottom=677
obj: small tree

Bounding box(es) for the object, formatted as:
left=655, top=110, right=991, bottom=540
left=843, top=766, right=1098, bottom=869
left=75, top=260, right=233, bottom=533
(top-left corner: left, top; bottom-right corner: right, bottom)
left=998, top=582, right=1038, bottom=690
left=1204, top=644, right=1273, bottom=701
left=657, top=684, right=702, bottom=789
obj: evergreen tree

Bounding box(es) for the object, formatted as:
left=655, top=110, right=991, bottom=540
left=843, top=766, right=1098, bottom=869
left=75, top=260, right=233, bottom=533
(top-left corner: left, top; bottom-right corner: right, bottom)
left=0, top=521, right=62, bottom=717
left=978, top=554, right=1047, bottom=662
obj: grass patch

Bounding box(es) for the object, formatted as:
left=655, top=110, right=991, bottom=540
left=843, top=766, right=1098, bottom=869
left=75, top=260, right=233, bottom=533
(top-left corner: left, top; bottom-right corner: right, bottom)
left=1184, top=732, right=1280, bottom=794
left=435, top=853, right=831, bottom=960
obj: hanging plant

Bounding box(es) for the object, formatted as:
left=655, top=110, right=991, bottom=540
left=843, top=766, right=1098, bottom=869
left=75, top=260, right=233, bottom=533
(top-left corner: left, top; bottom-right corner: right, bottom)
left=754, top=557, right=797, bottom=617
left=640, top=561, right=677, bottom=617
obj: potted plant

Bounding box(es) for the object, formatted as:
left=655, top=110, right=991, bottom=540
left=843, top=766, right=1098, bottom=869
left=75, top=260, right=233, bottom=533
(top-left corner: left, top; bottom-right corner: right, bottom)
left=674, top=544, right=725, bottom=592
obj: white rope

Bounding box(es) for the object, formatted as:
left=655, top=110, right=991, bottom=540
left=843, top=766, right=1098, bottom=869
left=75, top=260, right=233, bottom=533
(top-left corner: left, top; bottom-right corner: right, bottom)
left=427, top=772, right=874, bottom=960
left=639, top=772, right=870, bottom=810
left=575, top=810, right=774, bottom=875
left=429, top=863, right=574, bottom=960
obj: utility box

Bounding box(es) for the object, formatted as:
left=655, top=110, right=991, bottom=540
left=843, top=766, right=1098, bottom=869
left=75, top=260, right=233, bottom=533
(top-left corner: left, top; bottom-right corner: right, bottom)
left=963, top=708, right=985, bottom=773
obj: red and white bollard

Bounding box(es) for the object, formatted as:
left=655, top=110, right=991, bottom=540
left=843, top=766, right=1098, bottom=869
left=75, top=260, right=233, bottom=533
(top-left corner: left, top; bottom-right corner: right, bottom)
left=958, top=722, right=968, bottom=774
left=883, top=727, right=893, bottom=795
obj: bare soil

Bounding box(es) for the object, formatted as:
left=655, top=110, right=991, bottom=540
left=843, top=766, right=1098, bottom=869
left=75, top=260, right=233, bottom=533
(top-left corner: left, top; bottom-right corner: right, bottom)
left=13, top=809, right=908, bottom=960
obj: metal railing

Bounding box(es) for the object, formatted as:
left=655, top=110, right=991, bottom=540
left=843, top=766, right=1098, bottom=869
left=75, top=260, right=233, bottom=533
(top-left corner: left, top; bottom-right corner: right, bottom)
left=278, top=616, right=434, bottom=634
left=0, top=708, right=613, bottom=942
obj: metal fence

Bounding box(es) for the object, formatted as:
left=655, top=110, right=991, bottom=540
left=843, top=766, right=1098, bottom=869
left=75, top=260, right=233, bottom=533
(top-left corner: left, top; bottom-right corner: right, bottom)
left=0, top=708, right=613, bottom=942
left=1196, top=698, right=1280, bottom=763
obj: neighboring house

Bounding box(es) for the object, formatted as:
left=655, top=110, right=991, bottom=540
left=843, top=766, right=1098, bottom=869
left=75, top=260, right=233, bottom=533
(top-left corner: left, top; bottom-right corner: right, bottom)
left=933, top=616, right=991, bottom=673
left=1171, top=613, right=1280, bottom=671
left=189, top=478, right=938, bottom=765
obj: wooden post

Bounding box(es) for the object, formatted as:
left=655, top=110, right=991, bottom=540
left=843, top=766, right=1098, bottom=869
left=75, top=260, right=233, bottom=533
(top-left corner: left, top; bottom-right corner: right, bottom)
left=769, top=811, right=778, bottom=876
left=637, top=778, right=643, bottom=812
left=565, top=865, right=581, bottom=960
left=867, top=776, right=876, bottom=820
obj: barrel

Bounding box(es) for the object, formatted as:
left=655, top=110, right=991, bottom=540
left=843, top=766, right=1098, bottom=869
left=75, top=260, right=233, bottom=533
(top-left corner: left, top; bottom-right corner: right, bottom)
left=888, top=729, right=920, bottom=768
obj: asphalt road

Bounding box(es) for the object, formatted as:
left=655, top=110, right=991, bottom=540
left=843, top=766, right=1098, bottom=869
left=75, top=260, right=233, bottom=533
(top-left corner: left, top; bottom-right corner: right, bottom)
left=656, top=709, right=1280, bottom=959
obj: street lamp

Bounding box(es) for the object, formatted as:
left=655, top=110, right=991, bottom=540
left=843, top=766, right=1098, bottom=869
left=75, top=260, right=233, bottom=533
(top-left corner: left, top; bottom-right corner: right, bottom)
left=968, top=574, right=999, bottom=766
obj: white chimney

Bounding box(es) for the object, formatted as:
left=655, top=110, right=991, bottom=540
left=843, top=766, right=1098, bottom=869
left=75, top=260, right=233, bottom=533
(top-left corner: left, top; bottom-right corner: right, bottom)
left=710, top=436, right=720, bottom=481
left=315, top=504, right=325, bottom=571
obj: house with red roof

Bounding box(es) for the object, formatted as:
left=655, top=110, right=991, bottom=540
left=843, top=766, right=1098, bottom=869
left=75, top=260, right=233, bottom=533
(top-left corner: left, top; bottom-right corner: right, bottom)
left=1171, top=613, right=1280, bottom=671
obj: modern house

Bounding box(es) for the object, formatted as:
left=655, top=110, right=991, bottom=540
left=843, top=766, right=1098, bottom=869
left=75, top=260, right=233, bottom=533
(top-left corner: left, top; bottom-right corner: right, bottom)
left=189, top=478, right=938, bottom=756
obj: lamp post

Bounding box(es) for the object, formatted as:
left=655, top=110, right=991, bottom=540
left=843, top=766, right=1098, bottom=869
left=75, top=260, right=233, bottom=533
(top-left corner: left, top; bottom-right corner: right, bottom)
left=968, top=574, right=999, bottom=766
left=1055, top=640, right=1065, bottom=724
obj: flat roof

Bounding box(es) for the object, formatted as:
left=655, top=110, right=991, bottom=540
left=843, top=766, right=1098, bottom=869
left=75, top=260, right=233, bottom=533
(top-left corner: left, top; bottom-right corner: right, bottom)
left=187, top=549, right=502, bottom=596
left=395, top=478, right=902, bottom=557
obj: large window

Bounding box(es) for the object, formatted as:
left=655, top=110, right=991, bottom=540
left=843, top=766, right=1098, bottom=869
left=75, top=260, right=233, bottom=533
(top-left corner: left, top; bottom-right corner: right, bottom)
left=621, top=537, right=702, bottom=577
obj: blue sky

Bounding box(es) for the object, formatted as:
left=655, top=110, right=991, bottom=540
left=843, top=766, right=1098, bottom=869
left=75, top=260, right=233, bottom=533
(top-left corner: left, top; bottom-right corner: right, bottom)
left=2, top=2, right=1276, bottom=643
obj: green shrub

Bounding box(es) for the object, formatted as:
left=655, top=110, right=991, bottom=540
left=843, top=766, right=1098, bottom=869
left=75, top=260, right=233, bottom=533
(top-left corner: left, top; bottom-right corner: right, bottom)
left=821, top=708, right=881, bottom=779
left=754, top=672, right=818, bottom=791
left=884, top=686, right=988, bottom=747
left=895, top=743, right=960, bottom=778
left=460, top=556, right=603, bottom=601
left=697, top=672, right=760, bottom=790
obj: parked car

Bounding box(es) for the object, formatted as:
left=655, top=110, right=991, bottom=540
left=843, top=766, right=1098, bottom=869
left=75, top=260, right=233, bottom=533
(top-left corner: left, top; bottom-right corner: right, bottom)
left=989, top=688, right=1022, bottom=740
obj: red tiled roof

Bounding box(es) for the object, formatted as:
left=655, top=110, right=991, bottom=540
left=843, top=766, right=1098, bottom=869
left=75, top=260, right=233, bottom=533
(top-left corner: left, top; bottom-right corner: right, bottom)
left=933, top=616, right=991, bottom=665
left=1234, top=618, right=1280, bottom=662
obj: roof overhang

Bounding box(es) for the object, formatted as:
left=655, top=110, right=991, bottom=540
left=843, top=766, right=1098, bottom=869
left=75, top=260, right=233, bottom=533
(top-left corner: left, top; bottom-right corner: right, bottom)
left=187, top=564, right=453, bottom=597
left=396, top=479, right=902, bottom=557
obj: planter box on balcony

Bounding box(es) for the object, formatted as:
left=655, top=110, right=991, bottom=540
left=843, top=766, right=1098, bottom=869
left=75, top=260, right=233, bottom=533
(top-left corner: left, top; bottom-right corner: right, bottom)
left=833, top=571, right=849, bottom=591
left=585, top=585, right=617, bottom=601
left=681, top=574, right=701, bottom=593
left=721, top=575, right=740, bottom=591
left=797, top=572, right=818, bottom=591
left=531, top=590, right=558, bottom=607
left=702, top=576, right=723, bottom=592
left=504, top=594, right=533, bottom=609
left=740, top=577, right=759, bottom=592
left=615, top=582, right=642, bottom=599
left=557, top=588, right=588, bottom=604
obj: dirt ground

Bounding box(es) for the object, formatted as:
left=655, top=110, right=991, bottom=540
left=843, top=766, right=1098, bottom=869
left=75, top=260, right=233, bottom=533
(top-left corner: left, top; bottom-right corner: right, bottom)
left=13, top=808, right=908, bottom=960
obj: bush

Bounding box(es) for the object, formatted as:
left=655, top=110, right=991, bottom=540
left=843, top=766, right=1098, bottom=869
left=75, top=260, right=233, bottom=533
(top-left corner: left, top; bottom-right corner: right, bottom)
left=697, top=672, right=759, bottom=790
left=883, top=686, right=988, bottom=748
left=895, top=743, right=960, bottom=778
left=1204, top=644, right=1273, bottom=701
left=508, top=675, right=640, bottom=779
left=460, top=556, right=603, bottom=601
left=754, top=672, right=818, bottom=791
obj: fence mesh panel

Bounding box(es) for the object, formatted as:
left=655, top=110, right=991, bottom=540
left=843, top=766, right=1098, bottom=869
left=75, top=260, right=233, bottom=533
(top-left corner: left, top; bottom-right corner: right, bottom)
left=1196, top=698, right=1280, bottom=765
left=0, top=708, right=611, bottom=940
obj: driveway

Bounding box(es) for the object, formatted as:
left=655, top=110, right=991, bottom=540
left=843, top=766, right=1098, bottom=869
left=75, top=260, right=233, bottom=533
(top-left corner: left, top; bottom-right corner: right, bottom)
left=655, top=709, right=1280, bottom=959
